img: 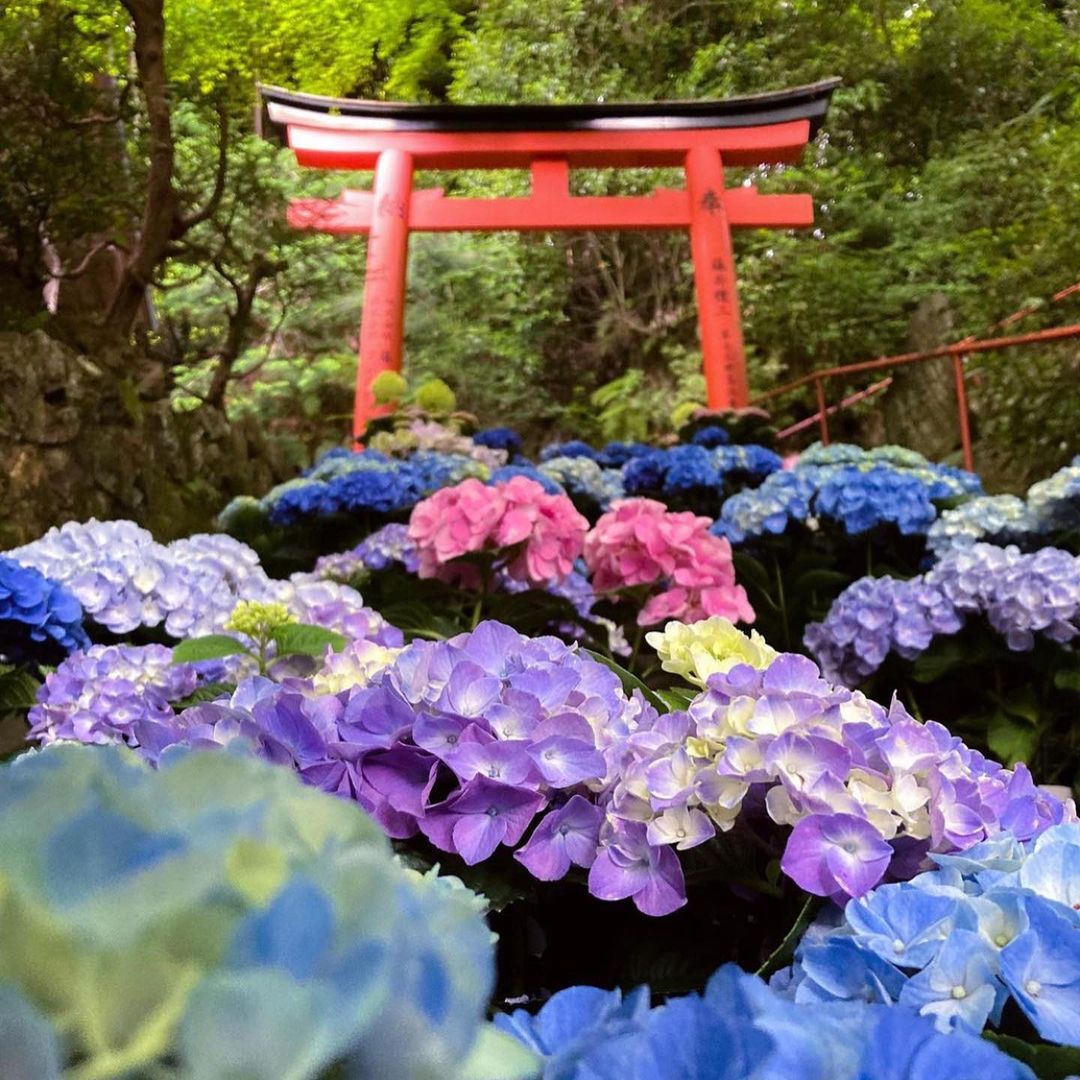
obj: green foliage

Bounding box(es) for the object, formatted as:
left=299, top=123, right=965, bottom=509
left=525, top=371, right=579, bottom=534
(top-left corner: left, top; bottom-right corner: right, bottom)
left=371, top=370, right=408, bottom=405
left=413, top=376, right=457, bottom=414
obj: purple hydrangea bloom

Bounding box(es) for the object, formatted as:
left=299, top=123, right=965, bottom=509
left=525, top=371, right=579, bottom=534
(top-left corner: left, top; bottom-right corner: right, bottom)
left=28, top=644, right=213, bottom=750
left=781, top=812, right=894, bottom=900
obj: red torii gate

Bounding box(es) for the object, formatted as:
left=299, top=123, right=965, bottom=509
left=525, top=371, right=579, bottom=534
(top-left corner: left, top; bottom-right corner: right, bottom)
left=261, top=80, right=839, bottom=440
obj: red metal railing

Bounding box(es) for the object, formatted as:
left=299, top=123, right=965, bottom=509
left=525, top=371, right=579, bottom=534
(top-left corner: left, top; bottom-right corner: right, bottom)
left=754, top=283, right=1080, bottom=472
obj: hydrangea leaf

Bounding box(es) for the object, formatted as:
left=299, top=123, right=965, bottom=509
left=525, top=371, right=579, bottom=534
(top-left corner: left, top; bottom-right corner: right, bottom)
left=171, top=635, right=251, bottom=664
left=987, top=710, right=1039, bottom=769
left=984, top=1033, right=1080, bottom=1080
left=581, top=648, right=667, bottom=714
left=271, top=622, right=349, bottom=658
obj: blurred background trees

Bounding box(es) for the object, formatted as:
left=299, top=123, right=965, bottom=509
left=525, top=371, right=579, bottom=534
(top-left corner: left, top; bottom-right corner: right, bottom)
left=0, top=0, right=1077, bottom=527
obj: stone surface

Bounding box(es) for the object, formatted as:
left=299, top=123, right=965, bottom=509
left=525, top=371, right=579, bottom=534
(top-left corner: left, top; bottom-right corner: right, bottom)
left=0, top=330, right=288, bottom=546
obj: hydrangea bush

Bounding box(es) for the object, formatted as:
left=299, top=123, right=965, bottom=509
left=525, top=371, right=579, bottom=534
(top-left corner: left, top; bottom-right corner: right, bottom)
left=0, top=742, right=533, bottom=1079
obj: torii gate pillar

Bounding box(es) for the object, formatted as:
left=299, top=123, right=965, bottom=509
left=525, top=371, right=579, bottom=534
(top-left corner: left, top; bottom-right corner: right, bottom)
left=356, top=149, right=413, bottom=425
left=686, top=145, right=750, bottom=410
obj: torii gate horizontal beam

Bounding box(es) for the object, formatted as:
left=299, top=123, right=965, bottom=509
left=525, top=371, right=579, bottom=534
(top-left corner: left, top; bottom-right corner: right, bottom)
left=288, top=185, right=814, bottom=234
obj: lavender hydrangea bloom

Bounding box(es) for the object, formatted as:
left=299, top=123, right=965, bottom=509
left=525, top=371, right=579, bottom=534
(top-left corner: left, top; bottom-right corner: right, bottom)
left=807, top=543, right=1080, bottom=681
left=28, top=644, right=211, bottom=749
left=628, top=650, right=1073, bottom=901
left=315, top=523, right=420, bottom=577
left=804, top=576, right=962, bottom=684
left=0, top=556, right=89, bottom=662
left=133, top=621, right=675, bottom=914
left=929, top=543, right=1080, bottom=650
left=7, top=521, right=269, bottom=638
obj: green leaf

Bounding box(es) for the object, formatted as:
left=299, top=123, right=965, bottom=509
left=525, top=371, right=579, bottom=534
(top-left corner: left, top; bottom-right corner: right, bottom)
left=0, top=667, right=42, bottom=711
left=984, top=1032, right=1080, bottom=1080
left=271, top=623, right=348, bottom=657
left=731, top=552, right=771, bottom=593
left=656, top=688, right=697, bottom=712
left=581, top=649, right=667, bottom=713
left=1054, top=668, right=1080, bottom=694
left=987, top=710, right=1039, bottom=767
left=910, top=638, right=972, bottom=683
left=173, top=682, right=234, bottom=709
left=171, top=635, right=250, bottom=664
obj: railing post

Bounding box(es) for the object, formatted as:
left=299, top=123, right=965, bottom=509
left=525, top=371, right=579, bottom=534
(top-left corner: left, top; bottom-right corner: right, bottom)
left=952, top=353, right=974, bottom=472
left=814, top=375, right=830, bottom=445
left=354, top=148, right=413, bottom=442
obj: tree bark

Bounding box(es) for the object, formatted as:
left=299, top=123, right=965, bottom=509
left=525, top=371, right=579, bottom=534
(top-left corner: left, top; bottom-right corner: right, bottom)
left=100, top=0, right=177, bottom=350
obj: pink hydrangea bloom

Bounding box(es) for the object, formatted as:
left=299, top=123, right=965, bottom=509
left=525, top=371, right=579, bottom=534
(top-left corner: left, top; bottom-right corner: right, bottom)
left=409, top=477, right=588, bottom=588
left=584, top=498, right=754, bottom=627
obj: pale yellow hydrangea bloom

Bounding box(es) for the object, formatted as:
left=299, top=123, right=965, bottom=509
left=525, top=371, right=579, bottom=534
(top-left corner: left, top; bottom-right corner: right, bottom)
left=645, top=617, right=778, bottom=688
left=311, top=640, right=402, bottom=694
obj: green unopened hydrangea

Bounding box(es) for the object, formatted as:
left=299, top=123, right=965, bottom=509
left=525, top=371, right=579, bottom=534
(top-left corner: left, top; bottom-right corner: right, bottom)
left=0, top=744, right=535, bottom=1080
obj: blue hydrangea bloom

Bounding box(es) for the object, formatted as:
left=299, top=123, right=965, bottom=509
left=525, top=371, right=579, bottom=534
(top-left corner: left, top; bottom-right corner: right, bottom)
left=473, top=427, right=524, bottom=455
left=0, top=556, right=89, bottom=662
left=499, top=963, right=1035, bottom=1079
left=689, top=424, right=731, bottom=448
left=781, top=820, right=1080, bottom=1050
left=0, top=743, right=526, bottom=1080
left=595, top=441, right=653, bottom=469
left=490, top=464, right=566, bottom=496
left=539, top=440, right=599, bottom=462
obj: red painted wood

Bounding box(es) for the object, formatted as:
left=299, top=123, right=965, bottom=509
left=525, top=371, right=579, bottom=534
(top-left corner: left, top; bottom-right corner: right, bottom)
left=288, top=187, right=813, bottom=234
left=354, top=149, right=413, bottom=440
left=284, top=120, right=812, bottom=171
left=686, top=145, right=750, bottom=409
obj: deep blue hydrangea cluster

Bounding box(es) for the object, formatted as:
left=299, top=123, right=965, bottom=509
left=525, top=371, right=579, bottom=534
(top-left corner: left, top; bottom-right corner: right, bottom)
left=499, top=960, right=1035, bottom=1079
left=804, top=576, right=962, bottom=684
left=472, top=426, right=524, bottom=455
left=539, top=440, right=599, bottom=462
left=814, top=465, right=940, bottom=536
left=806, top=543, right=1080, bottom=682
left=315, top=523, right=421, bottom=577
left=539, top=456, right=625, bottom=509
left=927, top=495, right=1039, bottom=557
left=780, top=823, right=1080, bottom=1047
left=489, top=463, right=565, bottom=496
left=0, top=555, right=89, bottom=662
left=1027, top=454, right=1080, bottom=534
left=623, top=444, right=781, bottom=500
left=714, top=444, right=982, bottom=544
left=266, top=459, right=428, bottom=524
left=688, top=424, right=731, bottom=447
left=594, top=441, right=653, bottom=468
left=265, top=450, right=491, bottom=526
